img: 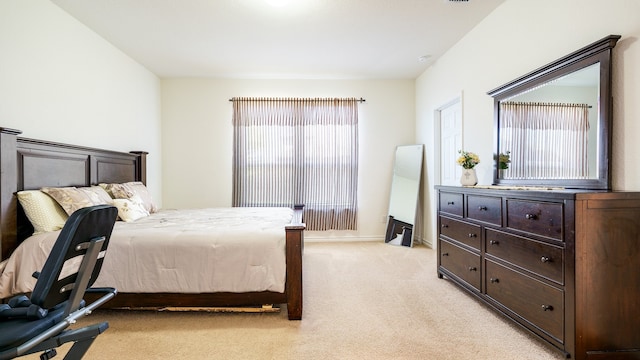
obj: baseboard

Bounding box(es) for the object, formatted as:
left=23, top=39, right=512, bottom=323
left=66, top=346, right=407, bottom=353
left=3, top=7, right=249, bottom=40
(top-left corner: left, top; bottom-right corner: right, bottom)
left=304, top=235, right=434, bottom=248
left=304, top=236, right=383, bottom=243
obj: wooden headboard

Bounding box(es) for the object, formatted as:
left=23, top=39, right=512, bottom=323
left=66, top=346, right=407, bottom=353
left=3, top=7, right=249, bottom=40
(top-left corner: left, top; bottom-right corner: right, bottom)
left=0, top=127, right=147, bottom=260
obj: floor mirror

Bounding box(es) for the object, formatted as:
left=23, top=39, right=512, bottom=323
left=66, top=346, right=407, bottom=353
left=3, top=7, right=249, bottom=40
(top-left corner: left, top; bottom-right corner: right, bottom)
left=385, top=144, right=424, bottom=247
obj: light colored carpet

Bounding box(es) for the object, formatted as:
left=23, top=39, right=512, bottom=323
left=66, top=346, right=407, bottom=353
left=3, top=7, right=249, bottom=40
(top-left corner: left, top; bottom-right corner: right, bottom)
left=24, top=242, right=566, bottom=359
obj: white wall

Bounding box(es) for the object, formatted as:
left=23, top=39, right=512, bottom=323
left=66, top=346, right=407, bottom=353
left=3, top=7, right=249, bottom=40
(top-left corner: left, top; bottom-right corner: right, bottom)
left=0, top=0, right=162, bottom=203
left=161, top=78, right=416, bottom=241
left=416, top=0, right=640, bottom=246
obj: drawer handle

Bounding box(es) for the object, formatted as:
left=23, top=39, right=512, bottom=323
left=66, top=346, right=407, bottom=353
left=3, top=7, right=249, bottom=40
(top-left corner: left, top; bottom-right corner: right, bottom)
left=478, top=206, right=488, bottom=211
left=447, top=201, right=455, bottom=205
left=541, top=305, right=553, bottom=311
left=441, top=224, right=449, bottom=228
left=468, top=267, right=477, bottom=272
left=442, top=252, right=449, bottom=257
left=489, top=240, right=499, bottom=245
left=525, top=213, right=537, bottom=220
left=489, top=278, right=499, bottom=283
left=468, top=233, right=477, bottom=238
left=540, top=256, right=551, bottom=263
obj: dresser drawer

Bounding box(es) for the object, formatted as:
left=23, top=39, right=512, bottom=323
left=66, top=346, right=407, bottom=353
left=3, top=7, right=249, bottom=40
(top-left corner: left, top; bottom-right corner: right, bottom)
left=440, top=239, right=481, bottom=291
left=485, top=229, right=563, bottom=284
left=467, top=195, right=502, bottom=226
left=485, top=260, right=563, bottom=342
left=439, top=216, right=481, bottom=250
left=439, top=192, right=463, bottom=217
left=506, top=199, right=563, bottom=240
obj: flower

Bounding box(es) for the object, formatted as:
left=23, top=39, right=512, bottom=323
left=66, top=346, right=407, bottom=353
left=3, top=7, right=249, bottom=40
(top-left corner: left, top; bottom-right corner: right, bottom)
left=498, top=151, right=511, bottom=170
left=457, top=150, right=480, bottom=169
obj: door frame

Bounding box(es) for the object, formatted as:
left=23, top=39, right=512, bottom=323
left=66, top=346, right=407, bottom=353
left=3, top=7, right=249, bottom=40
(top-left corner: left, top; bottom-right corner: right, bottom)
left=434, top=93, right=464, bottom=186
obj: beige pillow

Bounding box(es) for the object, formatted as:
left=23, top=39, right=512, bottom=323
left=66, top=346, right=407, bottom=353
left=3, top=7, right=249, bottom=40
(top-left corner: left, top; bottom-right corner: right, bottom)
left=16, top=190, right=69, bottom=234
left=41, top=187, right=98, bottom=215
left=112, top=195, right=149, bottom=222
left=79, top=186, right=113, bottom=205
left=100, top=182, right=157, bottom=213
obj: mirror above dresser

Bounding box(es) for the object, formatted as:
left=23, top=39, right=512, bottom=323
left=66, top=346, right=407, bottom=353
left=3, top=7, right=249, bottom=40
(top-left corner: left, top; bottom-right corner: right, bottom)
left=488, top=35, right=620, bottom=190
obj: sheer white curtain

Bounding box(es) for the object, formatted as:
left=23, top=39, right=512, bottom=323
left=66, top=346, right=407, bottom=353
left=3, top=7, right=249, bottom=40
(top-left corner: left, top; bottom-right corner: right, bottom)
left=232, top=97, right=359, bottom=230
left=500, top=102, right=590, bottom=179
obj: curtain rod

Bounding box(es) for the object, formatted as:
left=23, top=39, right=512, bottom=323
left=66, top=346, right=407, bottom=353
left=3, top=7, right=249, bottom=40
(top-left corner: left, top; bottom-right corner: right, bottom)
left=501, top=101, right=592, bottom=108
left=229, top=97, right=366, bottom=103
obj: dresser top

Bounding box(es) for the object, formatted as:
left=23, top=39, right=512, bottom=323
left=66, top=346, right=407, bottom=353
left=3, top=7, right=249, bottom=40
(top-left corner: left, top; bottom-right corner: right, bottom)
left=435, top=185, right=639, bottom=201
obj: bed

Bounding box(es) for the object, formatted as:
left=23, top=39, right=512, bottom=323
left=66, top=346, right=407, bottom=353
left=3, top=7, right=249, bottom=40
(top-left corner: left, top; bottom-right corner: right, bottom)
left=0, top=127, right=304, bottom=320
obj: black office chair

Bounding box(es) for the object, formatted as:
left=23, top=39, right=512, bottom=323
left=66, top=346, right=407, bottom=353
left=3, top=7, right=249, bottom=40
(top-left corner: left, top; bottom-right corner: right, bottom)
left=0, top=204, right=118, bottom=360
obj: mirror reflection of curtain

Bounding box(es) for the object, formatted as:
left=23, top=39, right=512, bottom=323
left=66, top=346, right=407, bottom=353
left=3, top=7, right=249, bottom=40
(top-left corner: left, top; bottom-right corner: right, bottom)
left=231, top=97, right=359, bottom=230
left=500, top=102, right=590, bottom=179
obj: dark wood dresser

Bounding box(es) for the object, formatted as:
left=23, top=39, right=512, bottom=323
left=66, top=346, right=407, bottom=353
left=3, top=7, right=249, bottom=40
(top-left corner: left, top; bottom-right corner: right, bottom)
left=436, top=185, right=640, bottom=359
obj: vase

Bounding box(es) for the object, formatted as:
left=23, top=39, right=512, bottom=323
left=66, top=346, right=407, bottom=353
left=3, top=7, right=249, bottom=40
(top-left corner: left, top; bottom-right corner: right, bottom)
left=460, top=168, right=478, bottom=186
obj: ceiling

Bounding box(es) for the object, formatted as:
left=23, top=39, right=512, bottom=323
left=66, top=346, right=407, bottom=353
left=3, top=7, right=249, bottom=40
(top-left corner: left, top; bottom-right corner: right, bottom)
left=51, top=0, right=504, bottom=79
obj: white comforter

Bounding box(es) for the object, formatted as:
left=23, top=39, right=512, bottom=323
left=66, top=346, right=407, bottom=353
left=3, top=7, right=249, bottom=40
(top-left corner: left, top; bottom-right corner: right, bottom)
left=0, top=207, right=293, bottom=299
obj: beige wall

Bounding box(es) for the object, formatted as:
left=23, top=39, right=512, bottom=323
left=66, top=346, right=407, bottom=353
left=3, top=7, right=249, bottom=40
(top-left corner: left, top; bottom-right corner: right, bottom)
left=161, top=78, right=416, bottom=241
left=416, top=0, right=640, bottom=246
left=0, top=0, right=162, bottom=204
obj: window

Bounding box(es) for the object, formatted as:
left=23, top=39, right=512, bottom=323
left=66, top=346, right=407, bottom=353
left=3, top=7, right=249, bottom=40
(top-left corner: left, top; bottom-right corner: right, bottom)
left=232, top=97, right=359, bottom=230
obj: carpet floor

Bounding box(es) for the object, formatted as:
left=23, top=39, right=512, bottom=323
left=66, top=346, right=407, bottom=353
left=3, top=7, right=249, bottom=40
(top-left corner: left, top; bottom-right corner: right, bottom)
left=23, top=242, right=566, bottom=359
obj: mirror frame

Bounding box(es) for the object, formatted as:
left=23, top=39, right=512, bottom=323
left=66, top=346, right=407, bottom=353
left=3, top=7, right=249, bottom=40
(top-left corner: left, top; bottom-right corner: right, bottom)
left=488, top=35, right=620, bottom=190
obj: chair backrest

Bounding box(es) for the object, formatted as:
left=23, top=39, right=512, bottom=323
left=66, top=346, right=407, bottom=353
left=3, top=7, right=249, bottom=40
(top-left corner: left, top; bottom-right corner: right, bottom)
left=29, top=205, right=118, bottom=311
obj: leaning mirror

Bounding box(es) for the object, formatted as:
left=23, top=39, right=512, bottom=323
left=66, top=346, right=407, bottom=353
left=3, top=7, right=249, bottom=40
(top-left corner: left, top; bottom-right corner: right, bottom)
left=385, top=144, right=424, bottom=247
left=488, top=35, right=620, bottom=189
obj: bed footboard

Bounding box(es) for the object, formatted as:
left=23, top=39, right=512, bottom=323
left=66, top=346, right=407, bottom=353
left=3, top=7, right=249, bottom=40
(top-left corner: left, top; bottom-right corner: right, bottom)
left=285, top=205, right=305, bottom=320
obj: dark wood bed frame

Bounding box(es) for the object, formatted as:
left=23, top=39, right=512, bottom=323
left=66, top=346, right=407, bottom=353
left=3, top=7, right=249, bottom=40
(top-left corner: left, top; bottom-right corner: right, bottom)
left=0, top=127, right=304, bottom=320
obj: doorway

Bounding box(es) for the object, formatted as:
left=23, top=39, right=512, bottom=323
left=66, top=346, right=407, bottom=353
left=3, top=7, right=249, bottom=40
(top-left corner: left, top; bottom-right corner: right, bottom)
left=435, top=96, right=462, bottom=186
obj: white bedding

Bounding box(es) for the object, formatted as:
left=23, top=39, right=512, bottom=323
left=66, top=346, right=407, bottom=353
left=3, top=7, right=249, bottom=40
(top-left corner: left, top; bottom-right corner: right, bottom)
left=0, top=207, right=293, bottom=299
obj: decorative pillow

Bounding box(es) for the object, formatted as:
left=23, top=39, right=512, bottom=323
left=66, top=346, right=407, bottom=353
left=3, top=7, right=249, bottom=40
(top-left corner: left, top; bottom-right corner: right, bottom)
left=79, top=186, right=113, bottom=205
left=41, top=187, right=99, bottom=215
left=100, top=182, right=157, bottom=213
left=102, top=183, right=134, bottom=199
left=16, top=190, right=68, bottom=234
left=112, top=195, right=150, bottom=222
